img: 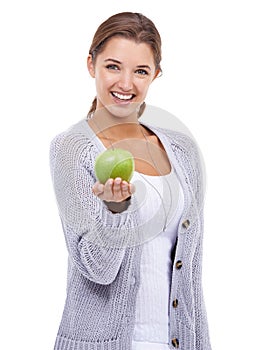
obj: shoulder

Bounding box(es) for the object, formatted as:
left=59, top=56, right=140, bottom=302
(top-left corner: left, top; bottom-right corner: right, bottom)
left=142, top=122, right=200, bottom=156
left=50, top=119, right=95, bottom=156
left=49, top=118, right=97, bottom=171
left=144, top=123, right=205, bottom=182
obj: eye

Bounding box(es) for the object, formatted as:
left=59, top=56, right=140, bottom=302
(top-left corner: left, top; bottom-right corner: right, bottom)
left=106, top=64, right=119, bottom=71
left=135, top=69, right=149, bottom=76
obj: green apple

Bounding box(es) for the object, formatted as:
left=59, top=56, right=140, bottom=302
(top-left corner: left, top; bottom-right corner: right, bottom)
left=94, top=148, right=135, bottom=184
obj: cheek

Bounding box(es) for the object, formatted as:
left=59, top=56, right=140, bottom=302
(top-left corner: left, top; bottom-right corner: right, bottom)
left=95, top=72, right=115, bottom=91
left=138, top=80, right=151, bottom=96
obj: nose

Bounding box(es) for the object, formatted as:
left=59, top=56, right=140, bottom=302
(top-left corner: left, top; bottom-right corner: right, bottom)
left=118, top=71, right=133, bottom=91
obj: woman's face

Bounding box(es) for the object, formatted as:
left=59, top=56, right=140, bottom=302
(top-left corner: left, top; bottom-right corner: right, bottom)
left=87, top=36, right=159, bottom=119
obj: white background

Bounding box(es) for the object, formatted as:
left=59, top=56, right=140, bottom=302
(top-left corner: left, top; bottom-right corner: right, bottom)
left=1, top=1, right=261, bottom=349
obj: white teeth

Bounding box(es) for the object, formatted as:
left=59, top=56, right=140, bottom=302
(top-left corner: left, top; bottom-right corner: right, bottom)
left=112, top=92, right=133, bottom=100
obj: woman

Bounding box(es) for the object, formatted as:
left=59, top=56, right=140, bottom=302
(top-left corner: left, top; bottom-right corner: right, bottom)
left=50, top=12, right=212, bottom=350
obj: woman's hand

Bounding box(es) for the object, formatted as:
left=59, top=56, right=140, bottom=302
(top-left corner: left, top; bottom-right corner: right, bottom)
left=92, top=177, right=135, bottom=203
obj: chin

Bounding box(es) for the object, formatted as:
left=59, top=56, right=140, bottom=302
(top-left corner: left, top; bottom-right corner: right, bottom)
left=106, top=102, right=140, bottom=119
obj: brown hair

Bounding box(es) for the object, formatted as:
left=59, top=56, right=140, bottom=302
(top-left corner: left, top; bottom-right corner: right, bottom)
left=87, top=12, right=162, bottom=117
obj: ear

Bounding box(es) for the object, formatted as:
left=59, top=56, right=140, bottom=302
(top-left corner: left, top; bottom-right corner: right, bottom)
left=87, top=54, right=95, bottom=78
left=153, top=68, right=162, bottom=80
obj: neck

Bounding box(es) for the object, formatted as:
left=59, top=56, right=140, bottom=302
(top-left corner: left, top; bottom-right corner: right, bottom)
left=88, top=108, right=145, bottom=141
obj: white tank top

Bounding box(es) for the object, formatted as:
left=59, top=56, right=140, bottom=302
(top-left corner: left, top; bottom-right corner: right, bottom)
left=131, top=169, right=184, bottom=349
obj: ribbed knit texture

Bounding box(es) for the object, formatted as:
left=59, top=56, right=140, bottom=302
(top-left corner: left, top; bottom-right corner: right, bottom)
left=49, top=118, right=211, bottom=350
left=131, top=170, right=184, bottom=347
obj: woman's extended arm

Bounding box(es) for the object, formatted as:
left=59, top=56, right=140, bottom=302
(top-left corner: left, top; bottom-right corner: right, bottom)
left=49, top=131, right=139, bottom=284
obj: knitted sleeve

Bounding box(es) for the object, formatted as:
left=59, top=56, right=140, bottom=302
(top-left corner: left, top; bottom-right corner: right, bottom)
left=166, top=128, right=211, bottom=349
left=186, top=136, right=211, bottom=350
left=192, top=221, right=212, bottom=350
left=49, top=130, right=140, bottom=285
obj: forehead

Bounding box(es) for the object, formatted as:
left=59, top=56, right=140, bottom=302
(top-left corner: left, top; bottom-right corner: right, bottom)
left=97, top=37, right=155, bottom=65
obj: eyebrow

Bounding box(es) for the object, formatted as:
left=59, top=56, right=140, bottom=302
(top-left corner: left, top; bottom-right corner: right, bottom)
left=104, top=58, right=152, bottom=70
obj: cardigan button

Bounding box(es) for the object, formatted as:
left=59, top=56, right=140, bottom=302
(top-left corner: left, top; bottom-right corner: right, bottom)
left=172, top=338, right=179, bottom=348
left=130, top=277, right=136, bottom=285
left=182, top=219, right=190, bottom=229
left=175, top=260, right=183, bottom=270
left=172, top=299, right=178, bottom=308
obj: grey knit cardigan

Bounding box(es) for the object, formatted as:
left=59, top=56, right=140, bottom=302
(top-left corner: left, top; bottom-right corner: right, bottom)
left=49, top=118, right=212, bottom=350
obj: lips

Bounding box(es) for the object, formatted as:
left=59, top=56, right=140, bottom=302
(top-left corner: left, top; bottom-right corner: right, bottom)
left=111, top=91, right=135, bottom=101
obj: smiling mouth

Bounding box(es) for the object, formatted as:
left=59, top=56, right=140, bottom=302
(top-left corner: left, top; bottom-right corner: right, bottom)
left=111, top=92, right=135, bottom=101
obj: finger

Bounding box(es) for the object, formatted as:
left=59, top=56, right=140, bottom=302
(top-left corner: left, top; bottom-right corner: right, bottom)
left=92, top=182, right=104, bottom=196
left=103, top=178, right=114, bottom=200
left=121, top=180, right=130, bottom=198
left=112, top=177, right=122, bottom=200
left=129, top=183, right=136, bottom=195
